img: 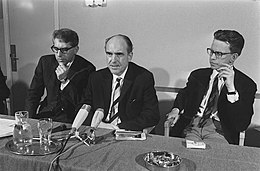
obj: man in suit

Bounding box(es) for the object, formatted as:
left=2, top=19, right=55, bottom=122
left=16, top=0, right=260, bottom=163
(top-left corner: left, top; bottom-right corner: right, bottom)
left=75, top=34, right=160, bottom=131
left=0, top=66, right=10, bottom=114
left=25, top=28, right=95, bottom=123
left=167, top=30, right=257, bottom=145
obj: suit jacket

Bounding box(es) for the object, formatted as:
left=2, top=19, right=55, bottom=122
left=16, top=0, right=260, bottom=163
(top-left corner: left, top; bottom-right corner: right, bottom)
left=170, top=67, right=257, bottom=144
left=25, top=54, right=95, bottom=123
left=0, top=67, right=10, bottom=114
left=81, top=62, right=160, bottom=131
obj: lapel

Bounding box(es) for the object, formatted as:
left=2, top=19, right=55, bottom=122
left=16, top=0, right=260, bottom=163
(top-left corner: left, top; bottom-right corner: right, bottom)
left=103, top=63, right=135, bottom=103
left=191, top=68, right=213, bottom=112
left=120, top=63, right=134, bottom=100
left=104, top=64, right=134, bottom=122
left=196, top=68, right=213, bottom=97
left=66, top=55, right=78, bottom=80
left=47, top=57, right=60, bottom=88
left=102, top=69, right=113, bottom=111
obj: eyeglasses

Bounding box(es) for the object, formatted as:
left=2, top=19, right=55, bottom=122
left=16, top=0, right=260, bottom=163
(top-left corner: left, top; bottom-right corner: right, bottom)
left=51, top=45, right=75, bottom=54
left=207, top=48, right=233, bottom=59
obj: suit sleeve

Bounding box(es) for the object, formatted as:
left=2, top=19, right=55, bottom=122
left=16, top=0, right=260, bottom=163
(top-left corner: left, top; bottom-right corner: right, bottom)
left=173, top=72, right=198, bottom=115
left=220, top=79, right=257, bottom=132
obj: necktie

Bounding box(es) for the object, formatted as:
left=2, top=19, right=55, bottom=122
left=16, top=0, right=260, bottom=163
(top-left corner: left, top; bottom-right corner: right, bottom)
left=199, top=75, right=219, bottom=127
left=109, top=78, right=121, bottom=121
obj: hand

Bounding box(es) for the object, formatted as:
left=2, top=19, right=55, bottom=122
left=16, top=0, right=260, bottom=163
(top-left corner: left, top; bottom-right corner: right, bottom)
left=98, top=122, right=120, bottom=130
left=217, top=63, right=235, bottom=92
left=166, top=108, right=180, bottom=126
left=55, top=63, right=69, bottom=81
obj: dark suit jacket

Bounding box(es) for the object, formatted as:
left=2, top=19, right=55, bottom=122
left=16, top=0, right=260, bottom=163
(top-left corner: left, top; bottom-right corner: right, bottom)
left=25, top=54, right=95, bottom=123
left=81, top=62, right=160, bottom=131
left=170, top=67, right=257, bottom=144
left=0, top=67, right=10, bottom=114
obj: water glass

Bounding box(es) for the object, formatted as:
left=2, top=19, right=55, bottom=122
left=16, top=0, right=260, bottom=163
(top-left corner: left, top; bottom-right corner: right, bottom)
left=37, top=118, right=53, bottom=148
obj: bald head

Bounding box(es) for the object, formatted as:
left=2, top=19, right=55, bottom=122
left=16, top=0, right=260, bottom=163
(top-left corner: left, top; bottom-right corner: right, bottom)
left=105, top=34, right=133, bottom=76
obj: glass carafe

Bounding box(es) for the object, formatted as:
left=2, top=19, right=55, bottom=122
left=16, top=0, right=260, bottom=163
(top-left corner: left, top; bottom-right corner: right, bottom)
left=13, top=111, right=33, bottom=148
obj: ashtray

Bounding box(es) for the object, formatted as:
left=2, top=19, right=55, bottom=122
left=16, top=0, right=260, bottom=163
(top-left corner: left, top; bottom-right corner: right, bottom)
left=5, top=139, right=62, bottom=156
left=143, top=151, right=182, bottom=170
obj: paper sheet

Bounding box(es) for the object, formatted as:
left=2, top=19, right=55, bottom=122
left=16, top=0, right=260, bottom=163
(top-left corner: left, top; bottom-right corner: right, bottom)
left=115, top=130, right=146, bottom=141
left=0, top=118, right=15, bottom=138
left=186, top=139, right=206, bottom=149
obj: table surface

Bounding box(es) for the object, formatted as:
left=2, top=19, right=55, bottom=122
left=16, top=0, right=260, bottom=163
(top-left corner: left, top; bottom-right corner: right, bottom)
left=0, top=115, right=260, bottom=171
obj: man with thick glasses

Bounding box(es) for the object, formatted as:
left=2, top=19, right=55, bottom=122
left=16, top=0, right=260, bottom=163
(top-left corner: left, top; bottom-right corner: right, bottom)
left=167, top=30, right=257, bottom=144
left=25, top=28, right=95, bottom=123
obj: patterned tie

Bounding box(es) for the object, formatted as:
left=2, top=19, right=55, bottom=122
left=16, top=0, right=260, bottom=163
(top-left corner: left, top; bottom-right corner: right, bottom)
left=109, top=78, right=121, bottom=121
left=199, top=75, right=219, bottom=127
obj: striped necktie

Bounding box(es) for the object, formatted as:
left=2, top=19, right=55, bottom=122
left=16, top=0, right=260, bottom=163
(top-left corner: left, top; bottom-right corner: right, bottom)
left=109, top=77, right=121, bottom=121
left=199, top=75, right=219, bottom=127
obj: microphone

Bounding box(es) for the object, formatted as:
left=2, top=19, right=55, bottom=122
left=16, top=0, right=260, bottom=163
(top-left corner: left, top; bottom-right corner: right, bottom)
left=56, top=104, right=91, bottom=165
left=90, top=108, right=104, bottom=129
left=71, top=104, right=91, bottom=133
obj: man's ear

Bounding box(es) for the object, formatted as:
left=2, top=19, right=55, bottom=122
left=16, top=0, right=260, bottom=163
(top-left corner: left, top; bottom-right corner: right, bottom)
left=128, top=52, right=133, bottom=61
left=230, top=53, right=238, bottom=64
left=74, top=46, right=79, bottom=54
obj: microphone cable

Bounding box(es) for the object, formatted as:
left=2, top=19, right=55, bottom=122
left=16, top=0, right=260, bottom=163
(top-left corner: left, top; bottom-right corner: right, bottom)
left=48, top=137, right=83, bottom=171
left=48, top=130, right=92, bottom=171
left=48, top=128, right=76, bottom=171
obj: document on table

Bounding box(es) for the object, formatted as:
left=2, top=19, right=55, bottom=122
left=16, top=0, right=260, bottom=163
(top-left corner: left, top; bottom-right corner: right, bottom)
left=114, top=130, right=146, bottom=141
left=0, top=118, right=15, bottom=138
left=186, top=139, right=206, bottom=149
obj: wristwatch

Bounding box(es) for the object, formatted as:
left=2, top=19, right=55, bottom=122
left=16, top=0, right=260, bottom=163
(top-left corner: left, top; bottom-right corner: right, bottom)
left=227, top=91, right=237, bottom=95
left=60, top=77, right=67, bottom=83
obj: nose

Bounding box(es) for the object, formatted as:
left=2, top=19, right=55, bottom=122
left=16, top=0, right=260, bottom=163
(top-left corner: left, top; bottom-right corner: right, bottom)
left=111, top=54, right=118, bottom=61
left=57, top=50, right=63, bottom=57
left=209, top=53, right=217, bottom=60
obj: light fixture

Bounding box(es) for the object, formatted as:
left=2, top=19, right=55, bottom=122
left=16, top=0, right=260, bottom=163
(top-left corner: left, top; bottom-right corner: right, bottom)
left=85, top=0, right=107, bottom=8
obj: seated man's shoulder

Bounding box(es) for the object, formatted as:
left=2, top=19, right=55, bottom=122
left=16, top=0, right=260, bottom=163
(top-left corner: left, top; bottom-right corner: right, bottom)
left=192, top=67, right=210, bottom=74
left=36, top=55, right=56, bottom=67
left=75, top=55, right=95, bottom=69
left=235, top=69, right=257, bottom=88
left=89, top=68, right=107, bottom=80
left=130, top=62, right=153, bottom=76
left=39, top=54, right=56, bottom=61
left=189, top=67, right=211, bottom=78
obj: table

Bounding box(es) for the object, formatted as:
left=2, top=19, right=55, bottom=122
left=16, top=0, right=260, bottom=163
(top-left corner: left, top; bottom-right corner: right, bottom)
left=0, top=115, right=260, bottom=171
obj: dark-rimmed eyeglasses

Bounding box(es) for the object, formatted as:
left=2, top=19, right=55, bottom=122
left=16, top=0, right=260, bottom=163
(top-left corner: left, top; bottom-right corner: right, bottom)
left=51, top=45, right=76, bottom=54
left=207, top=48, right=233, bottom=59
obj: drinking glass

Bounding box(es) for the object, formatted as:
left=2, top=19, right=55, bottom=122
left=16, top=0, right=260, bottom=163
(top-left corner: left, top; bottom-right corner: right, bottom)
left=37, top=118, right=53, bottom=149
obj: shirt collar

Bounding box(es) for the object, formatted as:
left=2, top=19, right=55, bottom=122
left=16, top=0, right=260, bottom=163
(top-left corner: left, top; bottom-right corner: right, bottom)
left=112, top=66, right=128, bottom=83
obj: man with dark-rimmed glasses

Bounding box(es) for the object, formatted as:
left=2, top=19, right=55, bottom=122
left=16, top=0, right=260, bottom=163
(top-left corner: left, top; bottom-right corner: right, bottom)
left=25, top=28, right=95, bottom=123
left=167, top=30, right=257, bottom=145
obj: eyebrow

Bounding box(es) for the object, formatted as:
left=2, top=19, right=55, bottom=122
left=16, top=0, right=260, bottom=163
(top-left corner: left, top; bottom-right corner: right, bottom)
left=106, top=51, right=124, bottom=55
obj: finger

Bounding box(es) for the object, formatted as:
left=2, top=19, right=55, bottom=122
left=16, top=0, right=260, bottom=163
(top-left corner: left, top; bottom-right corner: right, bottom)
left=220, top=63, right=232, bottom=68
left=217, top=67, right=230, bottom=73
left=173, top=115, right=180, bottom=124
